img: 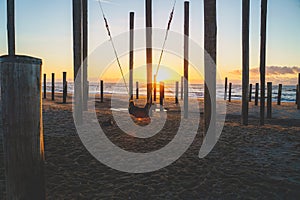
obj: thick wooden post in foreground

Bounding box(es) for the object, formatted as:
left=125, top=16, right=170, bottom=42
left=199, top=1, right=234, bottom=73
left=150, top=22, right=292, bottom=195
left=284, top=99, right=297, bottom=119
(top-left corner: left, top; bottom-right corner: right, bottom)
left=184, top=1, right=189, bottom=119
left=228, top=83, right=232, bottom=102
left=204, top=0, right=217, bottom=131
left=242, top=0, right=250, bottom=125
left=249, top=84, right=252, bottom=102
left=298, top=74, right=300, bottom=109
left=63, top=72, right=67, bottom=103
left=267, top=82, right=272, bottom=119
left=100, top=80, right=104, bottom=103
left=175, top=81, right=179, bottom=104
left=277, top=84, right=282, bottom=105
left=260, top=0, right=268, bottom=125
left=129, top=12, right=134, bottom=101
left=136, top=82, right=139, bottom=99
left=0, top=55, right=45, bottom=200
left=255, top=83, right=259, bottom=106
left=73, top=0, right=83, bottom=124
left=51, top=73, right=55, bottom=101
left=224, top=77, right=228, bottom=100
left=43, top=74, right=46, bottom=99
left=82, top=0, right=88, bottom=111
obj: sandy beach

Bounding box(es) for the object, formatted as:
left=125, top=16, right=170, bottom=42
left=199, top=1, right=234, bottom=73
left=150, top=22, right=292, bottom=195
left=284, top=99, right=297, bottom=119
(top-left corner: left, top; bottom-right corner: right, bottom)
left=0, top=93, right=300, bottom=199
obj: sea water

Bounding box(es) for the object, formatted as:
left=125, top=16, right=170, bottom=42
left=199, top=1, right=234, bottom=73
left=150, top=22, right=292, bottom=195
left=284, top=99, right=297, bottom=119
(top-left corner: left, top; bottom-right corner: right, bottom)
left=45, top=82, right=298, bottom=103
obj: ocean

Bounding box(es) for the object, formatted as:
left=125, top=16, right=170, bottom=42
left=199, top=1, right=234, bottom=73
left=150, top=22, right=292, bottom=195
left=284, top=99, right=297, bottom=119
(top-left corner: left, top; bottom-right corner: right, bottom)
left=46, top=82, right=298, bottom=103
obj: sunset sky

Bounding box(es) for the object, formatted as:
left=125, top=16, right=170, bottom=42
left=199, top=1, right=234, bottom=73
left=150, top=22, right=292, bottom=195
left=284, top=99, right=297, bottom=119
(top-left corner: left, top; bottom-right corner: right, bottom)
left=0, top=0, right=299, bottom=84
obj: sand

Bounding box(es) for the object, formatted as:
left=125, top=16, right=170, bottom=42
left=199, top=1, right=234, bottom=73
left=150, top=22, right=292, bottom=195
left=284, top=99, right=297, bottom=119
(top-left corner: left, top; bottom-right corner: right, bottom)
left=0, top=93, right=300, bottom=199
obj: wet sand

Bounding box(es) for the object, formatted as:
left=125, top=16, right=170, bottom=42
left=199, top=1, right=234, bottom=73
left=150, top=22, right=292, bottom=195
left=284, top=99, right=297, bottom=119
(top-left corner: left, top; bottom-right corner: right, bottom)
left=0, top=93, right=300, bottom=199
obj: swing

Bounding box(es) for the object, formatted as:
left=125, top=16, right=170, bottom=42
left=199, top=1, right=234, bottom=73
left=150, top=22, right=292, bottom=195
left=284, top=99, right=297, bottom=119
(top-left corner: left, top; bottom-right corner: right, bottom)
left=98, top=0, right=176, bottom=118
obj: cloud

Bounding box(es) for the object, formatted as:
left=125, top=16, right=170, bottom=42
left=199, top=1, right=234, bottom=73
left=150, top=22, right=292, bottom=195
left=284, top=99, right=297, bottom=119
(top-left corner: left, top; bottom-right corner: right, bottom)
left=228, top=66, right=300, bottom=84
left=230, top=66, right=300, bottom=76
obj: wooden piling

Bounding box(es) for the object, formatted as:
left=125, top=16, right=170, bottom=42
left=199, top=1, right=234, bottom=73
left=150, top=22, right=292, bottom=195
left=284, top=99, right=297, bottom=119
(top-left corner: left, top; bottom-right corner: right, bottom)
left=204, top=0, right=217, bottom=131
left=229, top=83, right=232, bottom=102
left=43, top=74, right=46, bottom=99
left=146, top=0, right=152, bottom=105
left=255, top=83, right=259, bottom=106
left=249, top=84, right=252, bottom=102
left=129, top=12, right=134, bottom=100
left=160, top=82, right=164, bottom=109
left=7, top=0, right=15, bottom=55
left=260, top=0, right=268, bottom=125
left=51, top=73, right=55, bottom=101
left=298, top=73, right=300, bottom=109
left=100, top=80, right=104, bottom=103
left=277, top=84, right=282, bottom=105
left=0, top=55, right=45, bottom=199
left=181, top=76, right=183, bottom=100
left=242, top=0, right=250, bottom=125
left=136, top=81, right=139, bottom=99
left=267, top=82, right=272, bottom=119
left=224, top=77, right=228, bottom=100
left=296, top=85, right=299, bottom=105
left=73, top=0, right=83, bottom=124
left=63, top=72, right=67, bottom=103
left=175, top=81, right=179, bottom=104
left=184, top=1, right=189, bottom=119
left=83, top=0, right=88, bottom=111
left=154, top=75, right=157, bottom=101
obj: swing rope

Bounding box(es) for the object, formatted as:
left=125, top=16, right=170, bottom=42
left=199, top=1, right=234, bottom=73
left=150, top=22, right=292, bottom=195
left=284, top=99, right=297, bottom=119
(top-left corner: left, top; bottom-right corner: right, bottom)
left=97, top=0, right=129, bottom=95
left=97, top=0, right=176, bottom=105
left=154, top=0, right=176, bottom=78
left=149, top=0, right=176, bottom=104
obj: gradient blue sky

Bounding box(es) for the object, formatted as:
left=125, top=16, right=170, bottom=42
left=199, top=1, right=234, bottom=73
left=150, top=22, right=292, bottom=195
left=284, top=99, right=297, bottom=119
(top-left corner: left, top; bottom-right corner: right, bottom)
left=0, top=0, right=299, bottom=83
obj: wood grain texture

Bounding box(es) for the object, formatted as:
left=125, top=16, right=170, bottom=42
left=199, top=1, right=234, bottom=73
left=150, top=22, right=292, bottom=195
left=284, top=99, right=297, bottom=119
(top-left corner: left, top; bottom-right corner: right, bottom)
left=0, top=55, right=45, bottom=200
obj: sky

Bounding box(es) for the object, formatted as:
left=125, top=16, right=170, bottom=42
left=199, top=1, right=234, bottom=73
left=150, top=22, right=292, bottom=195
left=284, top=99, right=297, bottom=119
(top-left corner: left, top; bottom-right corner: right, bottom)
left=0, top=0, right=300, bottom=84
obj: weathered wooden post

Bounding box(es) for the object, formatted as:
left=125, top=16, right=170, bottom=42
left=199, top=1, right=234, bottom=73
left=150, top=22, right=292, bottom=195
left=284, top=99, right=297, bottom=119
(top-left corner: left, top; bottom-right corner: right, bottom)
left=0, top=56, right=46, bottom=199
left=296, top=85, right=299, bottom=105
left=160, top=82, right=164, bottom=110
left=181, top=76, right=183, bottom=100
left=2, top=2, right=45, bottom=197
left=136, top=81, right=139, bottom=99
left=224, top=77, right=228, bottom=100
left=260, top=0, right=268, bottom=125
left=255, top=83, right=259, bottom=106
left=83, top=0, right=88, bottom=111
left=100, top=80, right=104, bottom=103
left=146, top=0, right=152, bottom=105
left=51, top=73, right=55, bottom=101
left=277, top=84, right=282, bottom=105
left=73, top=0, right=83, bottom=124
left=43, top=73, right=46, bottom=99
left=63, top=72, right=67, bottom=103
left=298, top=73, right=300, bottom=109
left=249, top=84, right=252, bottom=102
left=154, top=75, right=157, bottom=101
left=242, top=0, right=250, bottom=125
left=175, top=81, right=179, bottom=104
left=184, top=1, right=189, bottom=119
left=7, top=0, right=15, bottom=55
left=229, top=83, right=232, bottom=102
left=129, top=12, right=134, bottom=101
left=204, top=0, right=217, bottom=131
left=267, top=82, right=272, bottom=119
